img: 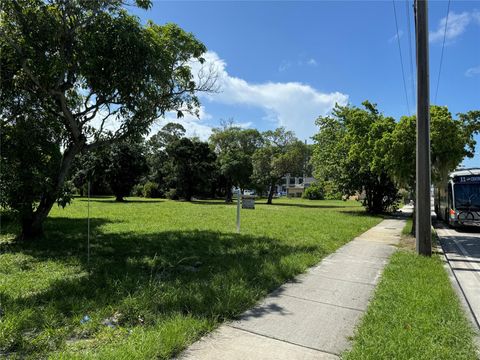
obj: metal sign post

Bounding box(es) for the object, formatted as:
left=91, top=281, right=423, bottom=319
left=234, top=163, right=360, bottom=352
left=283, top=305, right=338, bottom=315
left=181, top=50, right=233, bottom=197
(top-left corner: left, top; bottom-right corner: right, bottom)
left=87, top=179, right=91, bottom=266
left=236, top=189, right=241, bottom=233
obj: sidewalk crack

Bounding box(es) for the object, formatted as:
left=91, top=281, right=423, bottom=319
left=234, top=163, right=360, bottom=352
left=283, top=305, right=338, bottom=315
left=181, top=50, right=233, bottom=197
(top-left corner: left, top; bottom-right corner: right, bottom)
left=226, top=325, right=341, bottom=358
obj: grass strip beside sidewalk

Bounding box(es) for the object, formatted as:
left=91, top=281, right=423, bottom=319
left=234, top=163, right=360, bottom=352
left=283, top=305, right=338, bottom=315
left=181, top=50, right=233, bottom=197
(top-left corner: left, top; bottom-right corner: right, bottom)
left=344, top=228, right=478, bottom=359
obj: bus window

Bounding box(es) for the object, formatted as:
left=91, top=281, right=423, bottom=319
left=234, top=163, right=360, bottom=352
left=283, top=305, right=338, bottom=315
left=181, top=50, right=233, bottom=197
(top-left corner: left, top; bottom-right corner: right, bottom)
left=454, top=183, right=480, bottom=210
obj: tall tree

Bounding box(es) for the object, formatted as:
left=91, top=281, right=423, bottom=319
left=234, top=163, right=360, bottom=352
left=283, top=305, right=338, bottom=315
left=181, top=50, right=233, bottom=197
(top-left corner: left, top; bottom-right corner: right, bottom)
left=165, top=138, right=217, bottom=201
left=312, top=102, right=399, bottom=213
left=106, top=140, right=148, bottom=202
left=0, top=0, right=214, bottom=238
left=146, top=123, right=186, bottom=189
left=0, top=111, right=67, bottom=234
left=311, top=115, right=347, bottom=198
left=70, top=146, right=112, bottom=197
left=386, top=106, right=480, bottom=232
left=252, top=128, right=306, bottom=204
left=209, top=123, right=262, bottom=202
left=387, top=106, right=480, bottom=189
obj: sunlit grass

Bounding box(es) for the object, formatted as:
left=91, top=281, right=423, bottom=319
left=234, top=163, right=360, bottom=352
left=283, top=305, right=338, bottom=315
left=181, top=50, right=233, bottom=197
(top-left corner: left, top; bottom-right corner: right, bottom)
left=344, top=223, right=478, bottom=360
left=0, top=197, right=381, bottom=359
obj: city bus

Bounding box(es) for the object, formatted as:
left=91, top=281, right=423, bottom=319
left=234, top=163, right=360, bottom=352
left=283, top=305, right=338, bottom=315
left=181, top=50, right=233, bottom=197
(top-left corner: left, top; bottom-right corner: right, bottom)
left=435, top=168, right=480, bottom=227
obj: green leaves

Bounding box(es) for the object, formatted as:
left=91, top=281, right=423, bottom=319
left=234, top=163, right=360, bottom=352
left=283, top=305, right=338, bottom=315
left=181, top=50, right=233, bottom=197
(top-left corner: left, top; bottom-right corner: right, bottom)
left=166, top=138, right=217, bottom=201
left=209, top=125, right=262, bottom=191
left=0, top=0, right=210, bottom=235
left=312, top=102, right=480, bottom=213
left=312, top=102, right=399, bottom=213
left=1, top=0, right=208, bottom=143
left=388, top=105, right=479, bottom=188
left=251, top=127, right=307, bottom=194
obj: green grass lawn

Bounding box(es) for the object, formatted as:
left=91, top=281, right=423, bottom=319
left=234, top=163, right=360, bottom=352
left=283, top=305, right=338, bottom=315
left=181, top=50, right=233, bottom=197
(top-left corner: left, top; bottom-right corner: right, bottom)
left=344, top=227, right=478, bottom=359
left=0, top=197, right=381, bottom=359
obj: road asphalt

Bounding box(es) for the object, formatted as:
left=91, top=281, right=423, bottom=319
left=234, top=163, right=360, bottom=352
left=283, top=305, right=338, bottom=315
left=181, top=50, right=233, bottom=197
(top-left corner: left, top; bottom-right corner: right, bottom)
left=437, top=226, right=480, bottom=332
left=178, top=217, right=406, bottom=360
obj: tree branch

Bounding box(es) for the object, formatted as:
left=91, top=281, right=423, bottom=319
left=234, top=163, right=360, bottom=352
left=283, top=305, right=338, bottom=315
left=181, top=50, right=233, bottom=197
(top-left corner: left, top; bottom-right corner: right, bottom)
left=51, top=90, right=82, bottom=142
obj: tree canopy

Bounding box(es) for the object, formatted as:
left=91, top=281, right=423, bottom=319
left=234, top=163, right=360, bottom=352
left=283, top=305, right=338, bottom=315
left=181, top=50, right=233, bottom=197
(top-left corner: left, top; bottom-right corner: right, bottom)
left=312, top=102, right=480, bottom=213
left=209, top=123, right=262, bottom=202
left=386, top=106, right=480, bottom=190
left=312, top=102, right=399, bottom=213
left=252, top=127, right=307, bottom=204
left=165, top=138, right=217, bottom=201
left=105, top=140, right=148, bottom=202
left=0, top=0, right=212, bottom=238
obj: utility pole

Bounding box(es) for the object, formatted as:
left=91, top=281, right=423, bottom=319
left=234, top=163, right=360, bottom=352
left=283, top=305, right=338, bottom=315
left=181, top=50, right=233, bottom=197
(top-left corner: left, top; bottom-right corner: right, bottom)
left=415, top=0, right=432, bottom=256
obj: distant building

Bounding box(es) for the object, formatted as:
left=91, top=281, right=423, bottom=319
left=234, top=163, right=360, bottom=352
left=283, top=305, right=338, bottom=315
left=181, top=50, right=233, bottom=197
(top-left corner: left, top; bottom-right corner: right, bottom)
left=276, top=174, right=316, bottom=198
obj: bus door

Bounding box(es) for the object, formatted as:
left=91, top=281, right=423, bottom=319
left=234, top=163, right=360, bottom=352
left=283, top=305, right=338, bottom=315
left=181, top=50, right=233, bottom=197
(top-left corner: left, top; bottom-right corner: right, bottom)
left=447, top=183, right=453, bottom=224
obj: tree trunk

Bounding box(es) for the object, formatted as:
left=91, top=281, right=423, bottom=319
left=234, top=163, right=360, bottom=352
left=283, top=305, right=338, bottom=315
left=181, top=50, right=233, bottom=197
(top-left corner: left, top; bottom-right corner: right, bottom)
left=364, top=189, right=373, bottom=213
left=115, top=195, right=125, bottom=202
left=19, top=206, right=40, bottom=240
left=185, top=184, right=193, bottom=201
left=20, top=144, right=81, bottom=240
left=267, top=182, right=275, bottom=205
left=225, top=182, right=233, bottom=203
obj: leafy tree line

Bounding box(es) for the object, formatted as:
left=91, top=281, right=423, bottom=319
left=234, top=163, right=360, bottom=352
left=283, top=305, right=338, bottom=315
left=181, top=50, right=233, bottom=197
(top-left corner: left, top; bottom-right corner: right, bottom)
left=0, top=0, right=309, bottom=240
left=69, top=123, right=309, bottom=204
left=311, top=101, right=480, bottom=214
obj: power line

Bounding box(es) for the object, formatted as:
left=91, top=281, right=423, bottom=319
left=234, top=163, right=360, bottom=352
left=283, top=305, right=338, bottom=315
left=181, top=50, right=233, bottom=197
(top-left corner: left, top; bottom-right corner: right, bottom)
left=392, top=0, right=411, bottom=116
left=434, top=0, right=451, bottom=104
left=405, top=0, right=416, bottom=108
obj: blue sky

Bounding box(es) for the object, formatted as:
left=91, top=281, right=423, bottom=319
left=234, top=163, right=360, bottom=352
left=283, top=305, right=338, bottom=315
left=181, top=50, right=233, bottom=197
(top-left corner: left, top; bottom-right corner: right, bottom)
left=132, top=1, right=479, bottom=165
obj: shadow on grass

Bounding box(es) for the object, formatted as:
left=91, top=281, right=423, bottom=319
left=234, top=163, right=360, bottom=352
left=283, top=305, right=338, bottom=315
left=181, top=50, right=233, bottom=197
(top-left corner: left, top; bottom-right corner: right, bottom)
left=338, top=210, right=384, bottom=218
left=190, top=200, right=235, bottom=206
left=190, top=200, right=358, bottom=209
left=76, top=198, right=164, bottom=204
left=1, top=216, right=325, bottom=355
left=259, top=202, right=355, bottom=209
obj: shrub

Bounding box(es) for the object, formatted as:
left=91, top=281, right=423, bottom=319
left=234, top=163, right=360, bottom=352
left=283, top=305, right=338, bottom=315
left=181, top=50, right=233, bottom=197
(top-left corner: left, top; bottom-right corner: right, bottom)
left=131, top=184, right=144, bottom=197
left=303, top=183, right=324, bottom=200
left=322, top=180, right=343, bottom=200
left=398, top=188, right=410, bottom=204
left=165, top=188, right=179, bottom=200
left=143, top=181, right=164, bottom=198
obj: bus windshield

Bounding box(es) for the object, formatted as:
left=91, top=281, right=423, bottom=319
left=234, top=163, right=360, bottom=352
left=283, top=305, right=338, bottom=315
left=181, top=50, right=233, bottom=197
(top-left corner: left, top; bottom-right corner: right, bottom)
left=454, top=183, right=480, bottom=210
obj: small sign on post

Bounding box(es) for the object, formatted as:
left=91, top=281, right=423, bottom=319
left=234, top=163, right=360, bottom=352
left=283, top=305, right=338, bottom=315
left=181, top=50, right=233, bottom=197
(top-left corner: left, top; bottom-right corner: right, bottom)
left=242, top=195, right=255, bottom=209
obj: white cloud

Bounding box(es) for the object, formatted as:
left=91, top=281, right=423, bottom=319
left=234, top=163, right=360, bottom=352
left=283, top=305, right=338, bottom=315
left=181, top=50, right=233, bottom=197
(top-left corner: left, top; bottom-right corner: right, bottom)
left=232, top=121, right=253, bottom=128
left=194, top=51, right=348, bottom=140
left=465, top=65, right=480, bottom=77
left=154, top=106, right=213, bottom=140
left=279, top=57, right=317, bottom=72
left=430, top=11, right=478, bottom=43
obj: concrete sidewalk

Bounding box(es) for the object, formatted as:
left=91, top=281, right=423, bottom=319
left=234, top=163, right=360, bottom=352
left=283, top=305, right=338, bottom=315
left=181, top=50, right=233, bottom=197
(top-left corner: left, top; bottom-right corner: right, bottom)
left=179, top=218, right=406, bottom=360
